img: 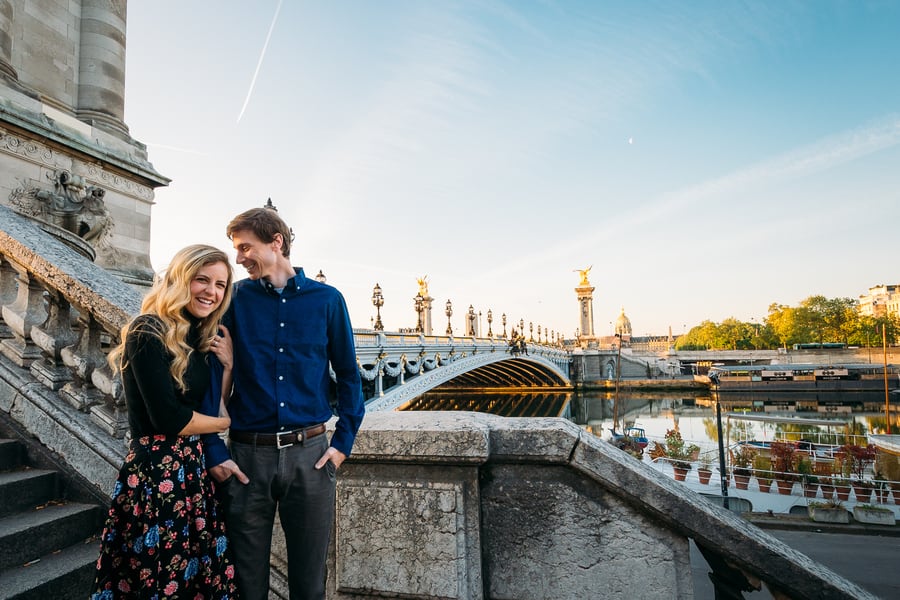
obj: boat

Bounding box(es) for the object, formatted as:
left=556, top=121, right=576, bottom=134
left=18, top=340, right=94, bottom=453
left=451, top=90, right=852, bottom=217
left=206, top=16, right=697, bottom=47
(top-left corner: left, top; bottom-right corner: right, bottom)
left=869, top=434, right=900, bottom=456
left=609, top=426, right=649, bottom=449
left=707, top=363, right=900, bottom=393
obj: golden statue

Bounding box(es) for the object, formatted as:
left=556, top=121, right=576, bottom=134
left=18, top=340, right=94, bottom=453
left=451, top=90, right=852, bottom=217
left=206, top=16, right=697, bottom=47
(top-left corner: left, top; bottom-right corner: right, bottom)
left=574, top=265, right=592, bottom=286
left=416, top=275, right=429, bottom=296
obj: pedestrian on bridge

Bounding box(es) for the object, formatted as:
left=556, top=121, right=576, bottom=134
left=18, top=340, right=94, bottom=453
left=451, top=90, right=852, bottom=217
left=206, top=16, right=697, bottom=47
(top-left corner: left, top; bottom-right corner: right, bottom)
left=204, top=206, right=366, bottom=600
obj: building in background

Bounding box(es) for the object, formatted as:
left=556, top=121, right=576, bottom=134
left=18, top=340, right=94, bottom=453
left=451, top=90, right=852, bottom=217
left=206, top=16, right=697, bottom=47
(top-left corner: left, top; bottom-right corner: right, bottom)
left=0, top=0, right=167, bottom=285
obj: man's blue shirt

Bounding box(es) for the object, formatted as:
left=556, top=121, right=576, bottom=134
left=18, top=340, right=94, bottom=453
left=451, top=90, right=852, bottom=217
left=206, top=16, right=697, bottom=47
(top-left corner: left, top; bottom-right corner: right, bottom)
left=203, top=268, right=365, bottom=466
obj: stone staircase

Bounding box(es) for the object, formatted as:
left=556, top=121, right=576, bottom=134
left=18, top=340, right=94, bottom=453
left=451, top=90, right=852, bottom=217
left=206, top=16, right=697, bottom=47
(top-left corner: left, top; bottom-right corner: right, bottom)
left=0, top=438, right=104, bottom=600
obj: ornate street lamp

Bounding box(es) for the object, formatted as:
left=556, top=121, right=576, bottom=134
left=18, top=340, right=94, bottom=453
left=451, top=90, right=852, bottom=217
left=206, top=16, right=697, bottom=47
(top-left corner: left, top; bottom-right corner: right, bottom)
left=519, top=318, right=524, bottom=334
left=445, top=299, right=453, bottom=336
left=414, top=293, right=424, bottom=333
left=501, top=313, right=507, bottom=338
left=529, top=321, right=534, bottom=342
left=315, top=269, right=327, bottom=283
left=371, top=283, right=384, bottom=331
left=537, top=324, right=542, bottom=344
left=468, top=305, right=477, bottom=337
left=487, top=309, right=493, bottom=338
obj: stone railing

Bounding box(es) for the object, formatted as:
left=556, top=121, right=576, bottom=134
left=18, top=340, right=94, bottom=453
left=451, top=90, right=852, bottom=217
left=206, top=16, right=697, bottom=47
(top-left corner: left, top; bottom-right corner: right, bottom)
left=330, top=412, right=875, bottom=600
left=0, top=205, right=141, bottom=487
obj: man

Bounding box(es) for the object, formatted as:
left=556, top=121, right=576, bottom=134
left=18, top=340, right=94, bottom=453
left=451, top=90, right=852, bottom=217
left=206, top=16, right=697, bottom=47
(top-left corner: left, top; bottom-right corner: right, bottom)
left=204, top=206, right=365, bottom=600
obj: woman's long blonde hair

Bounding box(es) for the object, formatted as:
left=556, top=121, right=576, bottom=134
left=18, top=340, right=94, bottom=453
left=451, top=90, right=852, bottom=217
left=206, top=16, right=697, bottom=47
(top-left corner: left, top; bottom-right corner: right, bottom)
left=109, top=244, right=234, bottom=391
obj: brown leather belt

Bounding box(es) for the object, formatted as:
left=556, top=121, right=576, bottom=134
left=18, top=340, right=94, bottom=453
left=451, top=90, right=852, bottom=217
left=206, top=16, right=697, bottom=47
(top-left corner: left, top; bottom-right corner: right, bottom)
left=229, top=424, right=326, bottom=449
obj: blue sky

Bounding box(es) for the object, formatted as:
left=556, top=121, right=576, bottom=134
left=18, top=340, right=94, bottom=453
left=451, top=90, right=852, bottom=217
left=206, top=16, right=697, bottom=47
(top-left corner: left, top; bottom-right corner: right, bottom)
left=124, top=1, right=900, bottom=339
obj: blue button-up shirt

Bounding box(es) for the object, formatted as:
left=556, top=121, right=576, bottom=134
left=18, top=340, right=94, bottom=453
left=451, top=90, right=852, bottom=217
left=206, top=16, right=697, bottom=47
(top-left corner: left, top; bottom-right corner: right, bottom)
left=203, top=268, right=364, bottom=466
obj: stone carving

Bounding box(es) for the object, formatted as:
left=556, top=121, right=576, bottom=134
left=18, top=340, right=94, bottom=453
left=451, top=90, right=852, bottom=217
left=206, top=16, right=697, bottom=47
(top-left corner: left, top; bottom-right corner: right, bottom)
left=9, top=169, right=112, bottom=246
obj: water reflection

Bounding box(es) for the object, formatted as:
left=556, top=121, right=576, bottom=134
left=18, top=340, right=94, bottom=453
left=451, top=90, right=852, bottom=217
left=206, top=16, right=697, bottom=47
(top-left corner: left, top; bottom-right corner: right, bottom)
left=406, top=389, right=896, bottom=450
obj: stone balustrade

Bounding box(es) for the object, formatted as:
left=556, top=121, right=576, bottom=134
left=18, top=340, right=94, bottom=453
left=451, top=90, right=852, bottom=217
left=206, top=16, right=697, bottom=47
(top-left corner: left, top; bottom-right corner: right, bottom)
left=325, top=411, right=875, bottom=600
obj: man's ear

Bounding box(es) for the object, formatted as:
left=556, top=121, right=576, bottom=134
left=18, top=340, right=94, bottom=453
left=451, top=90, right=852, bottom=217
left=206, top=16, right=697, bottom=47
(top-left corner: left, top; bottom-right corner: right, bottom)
left=271, top=232, right=283, bottom=251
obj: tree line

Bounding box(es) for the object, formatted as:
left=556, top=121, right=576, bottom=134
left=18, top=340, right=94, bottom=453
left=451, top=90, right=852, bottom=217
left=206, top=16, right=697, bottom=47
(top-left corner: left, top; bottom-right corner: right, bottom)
left=676, top=295, right=900, bottom=351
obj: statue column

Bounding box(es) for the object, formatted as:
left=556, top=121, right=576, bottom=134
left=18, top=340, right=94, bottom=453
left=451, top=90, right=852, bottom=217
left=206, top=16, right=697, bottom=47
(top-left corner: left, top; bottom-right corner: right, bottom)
left=0, top=0, right=19, bottom=80
left=575, top=284, right=596, bottom=341
left=76, top=0, right=129, bottom=136
left=422, top=295, right=433, bottom=336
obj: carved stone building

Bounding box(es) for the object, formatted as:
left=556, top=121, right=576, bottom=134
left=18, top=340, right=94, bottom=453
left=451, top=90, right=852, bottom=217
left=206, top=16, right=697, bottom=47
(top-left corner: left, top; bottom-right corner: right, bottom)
left=0, top=0, right=167, bottom=285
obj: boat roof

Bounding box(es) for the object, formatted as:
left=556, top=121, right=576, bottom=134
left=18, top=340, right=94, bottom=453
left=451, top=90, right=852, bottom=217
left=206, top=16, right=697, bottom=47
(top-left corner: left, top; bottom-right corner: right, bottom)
left=710, top=363, right=896, bottom=371
left=725, top=412, right=851, bottom=427
left=869, top=434, right=900, bottom=456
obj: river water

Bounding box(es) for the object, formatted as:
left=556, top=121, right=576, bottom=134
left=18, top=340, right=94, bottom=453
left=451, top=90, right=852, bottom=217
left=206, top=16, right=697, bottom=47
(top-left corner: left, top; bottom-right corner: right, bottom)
left=413, top=388, right=895, bottom=452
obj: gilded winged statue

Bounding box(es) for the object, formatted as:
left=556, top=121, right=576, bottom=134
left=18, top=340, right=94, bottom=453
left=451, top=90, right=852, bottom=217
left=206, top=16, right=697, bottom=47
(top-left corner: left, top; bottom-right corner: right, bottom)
left=574, top=265, right=592, bottom=286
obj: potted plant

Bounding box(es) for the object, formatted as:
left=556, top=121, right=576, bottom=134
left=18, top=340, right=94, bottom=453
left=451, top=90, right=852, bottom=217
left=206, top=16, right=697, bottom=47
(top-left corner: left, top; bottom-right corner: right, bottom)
left=663, top=429, right=699, bottom=481
left=852, top=504, right=896, bottom=526
left=797, top=456, right=819, bottom=499
left=730, top=445, right=755, bottom=490
left=770, top=441, right=797, bottom=495
left=819, top=476, right=835, bottom=501
left=832, top=476, right=852, bottom=502
left=808, top=498, right=849, bottom=524
left=840, top=443, right=877, bottom=502
left=697, top=453, right=714, bottom=485
left=752, top=454, right=773, bottom=493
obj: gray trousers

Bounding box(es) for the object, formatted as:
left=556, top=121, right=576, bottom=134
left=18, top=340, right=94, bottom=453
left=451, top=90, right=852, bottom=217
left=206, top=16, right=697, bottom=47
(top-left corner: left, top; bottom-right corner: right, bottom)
left=224, top=433, right=336, bottom=600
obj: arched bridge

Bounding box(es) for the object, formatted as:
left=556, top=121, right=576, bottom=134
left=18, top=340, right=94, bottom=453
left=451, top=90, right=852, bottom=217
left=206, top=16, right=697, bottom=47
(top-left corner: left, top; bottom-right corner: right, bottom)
left=353, top=331, right=571, bottom=412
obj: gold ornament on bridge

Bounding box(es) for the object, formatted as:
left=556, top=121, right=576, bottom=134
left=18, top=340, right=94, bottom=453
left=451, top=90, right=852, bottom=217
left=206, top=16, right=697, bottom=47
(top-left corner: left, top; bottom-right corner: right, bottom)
left=416, top=275, right=429, bottom=296
left=574, top=265, right=592, bottom=286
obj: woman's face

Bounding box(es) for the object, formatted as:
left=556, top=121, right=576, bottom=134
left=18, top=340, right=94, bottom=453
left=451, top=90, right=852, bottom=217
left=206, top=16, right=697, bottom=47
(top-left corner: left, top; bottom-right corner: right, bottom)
left=187, top=261, right=230, bottom=319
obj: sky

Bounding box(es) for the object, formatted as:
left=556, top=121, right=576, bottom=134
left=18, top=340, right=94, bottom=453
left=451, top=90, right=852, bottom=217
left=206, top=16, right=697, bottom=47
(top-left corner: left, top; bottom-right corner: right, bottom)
left=123, top=1, right=900, bottom=340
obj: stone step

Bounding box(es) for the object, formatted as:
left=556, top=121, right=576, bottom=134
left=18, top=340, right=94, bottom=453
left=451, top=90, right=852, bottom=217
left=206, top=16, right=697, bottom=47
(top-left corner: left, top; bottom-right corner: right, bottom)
left=0, top=538, right=98, bottom=600
left=0, top=440, right=23, bottom=472
left=0, top=502, right=102, bottom=572
left=0, top=469, right=58, bottom=519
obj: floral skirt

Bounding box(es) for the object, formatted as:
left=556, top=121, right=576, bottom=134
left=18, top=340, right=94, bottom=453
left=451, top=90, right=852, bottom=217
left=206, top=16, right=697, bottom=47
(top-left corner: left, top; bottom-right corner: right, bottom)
left=91, top=434, right=238, bottom=599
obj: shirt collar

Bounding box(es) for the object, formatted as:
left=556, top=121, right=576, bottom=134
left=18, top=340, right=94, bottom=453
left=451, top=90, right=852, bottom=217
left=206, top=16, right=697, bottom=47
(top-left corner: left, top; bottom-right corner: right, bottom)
left=258, top=267, right=306, bottom=295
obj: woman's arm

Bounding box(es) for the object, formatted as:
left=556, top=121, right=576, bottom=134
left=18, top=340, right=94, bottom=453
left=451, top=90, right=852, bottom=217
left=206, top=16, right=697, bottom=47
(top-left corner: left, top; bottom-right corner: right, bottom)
left=179, top=410, right=230, bottom=435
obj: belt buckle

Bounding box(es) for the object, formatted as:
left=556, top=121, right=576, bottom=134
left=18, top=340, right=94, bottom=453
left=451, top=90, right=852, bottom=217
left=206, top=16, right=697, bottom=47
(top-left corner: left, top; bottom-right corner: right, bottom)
left=276, top=430, right=295, bottom=450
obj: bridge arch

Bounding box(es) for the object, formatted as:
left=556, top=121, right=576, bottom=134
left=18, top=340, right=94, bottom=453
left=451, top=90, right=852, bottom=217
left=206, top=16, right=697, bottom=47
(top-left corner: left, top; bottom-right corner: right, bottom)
left=363, top=346, right=570, bottom=412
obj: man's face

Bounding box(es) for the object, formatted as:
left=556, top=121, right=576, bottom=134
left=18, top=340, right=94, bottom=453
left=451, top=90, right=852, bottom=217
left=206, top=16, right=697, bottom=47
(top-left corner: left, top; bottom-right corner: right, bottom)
left=231, top=229, right=281, bottom=280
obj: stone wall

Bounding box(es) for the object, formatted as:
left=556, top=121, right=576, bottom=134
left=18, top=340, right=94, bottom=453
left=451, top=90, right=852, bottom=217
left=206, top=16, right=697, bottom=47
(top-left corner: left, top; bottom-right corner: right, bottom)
left=327, top=411, right=874, bottom=600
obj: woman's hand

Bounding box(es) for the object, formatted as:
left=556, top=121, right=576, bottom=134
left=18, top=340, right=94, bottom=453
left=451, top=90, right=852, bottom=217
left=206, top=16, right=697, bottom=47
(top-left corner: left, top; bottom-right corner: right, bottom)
left=210, top=324, right=233, bottom=370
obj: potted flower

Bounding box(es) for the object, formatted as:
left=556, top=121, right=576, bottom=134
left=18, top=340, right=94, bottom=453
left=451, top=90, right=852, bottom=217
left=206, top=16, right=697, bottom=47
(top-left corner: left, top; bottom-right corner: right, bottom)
left=832, top=476, right=852, bottom=502
left=752, top=454, right=773, bottom=494
left=819, top=476, right=835, bottom=501
left=770, top=441, right=797, bottom=495
left=852, top=504, right=896, bottom=526
left=663, top=429, right=699, bottom=481
left=808, top=498, right=849, bottom=524
left=697, top=453, right=714, bottom=485
left=730, top=445, right=755, bottom=490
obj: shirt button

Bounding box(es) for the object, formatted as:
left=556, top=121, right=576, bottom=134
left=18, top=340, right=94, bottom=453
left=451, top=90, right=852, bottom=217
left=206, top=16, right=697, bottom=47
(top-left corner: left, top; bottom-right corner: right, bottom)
left=280, top=402, right=285, bottom=407
left=280, top=426, right=285, bottom=431
left=279, top=348, right=284, bottom=353
left=279, top=375, right=284, bottom=381
left=282, top=298, right=286, bottom=303
left=280, top=322, right=285, bottom=327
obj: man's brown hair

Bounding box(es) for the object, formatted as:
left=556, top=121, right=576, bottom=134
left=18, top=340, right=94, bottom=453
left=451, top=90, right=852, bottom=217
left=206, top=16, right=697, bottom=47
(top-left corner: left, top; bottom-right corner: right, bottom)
left=226, top=207, right=293, bottom=258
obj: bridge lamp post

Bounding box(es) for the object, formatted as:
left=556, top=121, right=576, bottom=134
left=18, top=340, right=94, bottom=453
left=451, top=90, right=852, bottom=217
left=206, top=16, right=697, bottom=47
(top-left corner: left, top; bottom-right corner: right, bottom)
left=414, top=293, right=424, bottom=333
left=445, top=299, right=453, bottom=336
left=519, top=319, right=524, bottom=335
left=487, top=309, right=493, bottom=338
left=315, top=269, right=327, bottom=283
left=501, top=313, right=507, bottom=338
left=371, top=283, right=384, bottom=331
left=529, top=321, right=534, bottom=342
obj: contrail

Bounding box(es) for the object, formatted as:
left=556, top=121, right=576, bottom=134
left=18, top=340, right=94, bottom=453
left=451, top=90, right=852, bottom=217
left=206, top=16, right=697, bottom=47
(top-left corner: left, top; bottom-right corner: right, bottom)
left=237, top=0, right=284, bottom=124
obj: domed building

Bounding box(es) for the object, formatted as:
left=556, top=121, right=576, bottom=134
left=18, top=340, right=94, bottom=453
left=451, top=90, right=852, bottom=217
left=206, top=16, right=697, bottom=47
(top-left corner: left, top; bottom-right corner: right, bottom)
left=614, top=307, right=633, bottom=338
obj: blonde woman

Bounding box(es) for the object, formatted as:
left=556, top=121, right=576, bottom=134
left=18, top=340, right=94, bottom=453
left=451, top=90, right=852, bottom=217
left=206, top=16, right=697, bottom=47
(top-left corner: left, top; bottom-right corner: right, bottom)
left=92, top=245, right=239, bottom=599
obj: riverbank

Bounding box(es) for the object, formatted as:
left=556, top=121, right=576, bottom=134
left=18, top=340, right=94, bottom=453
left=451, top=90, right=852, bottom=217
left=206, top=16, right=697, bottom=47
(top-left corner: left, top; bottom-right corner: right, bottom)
left=577, top=377, right=708, bottom=392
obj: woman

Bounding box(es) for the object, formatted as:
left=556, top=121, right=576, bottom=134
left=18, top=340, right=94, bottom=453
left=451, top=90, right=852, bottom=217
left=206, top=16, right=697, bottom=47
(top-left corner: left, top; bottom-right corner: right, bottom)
left=92, top=245, right=239, bottom=599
